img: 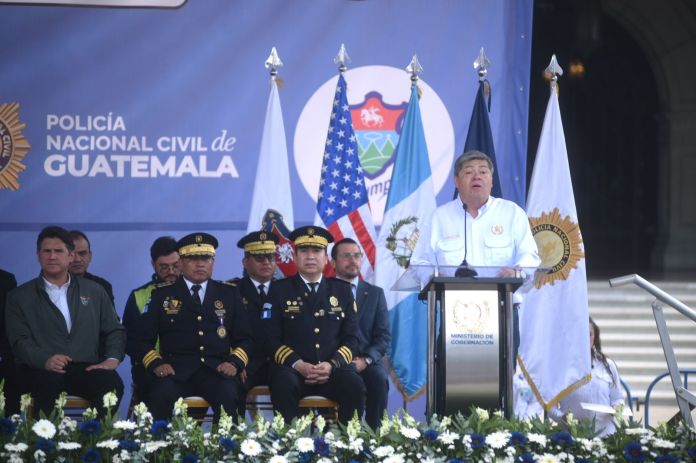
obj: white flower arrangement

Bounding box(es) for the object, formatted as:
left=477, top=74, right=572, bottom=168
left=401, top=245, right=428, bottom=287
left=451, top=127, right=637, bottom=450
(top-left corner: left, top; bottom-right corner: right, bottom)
left=0, top=392, right=694, bottom=462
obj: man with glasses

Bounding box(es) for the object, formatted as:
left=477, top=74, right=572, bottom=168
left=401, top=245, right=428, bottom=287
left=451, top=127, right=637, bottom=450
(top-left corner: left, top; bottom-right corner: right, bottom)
left=134, top=233, right=252, bottom=421
left=122, top=236, right=181, bottom=399
left=231, top=231, right=279, bottom=411
left=331, top=238, right=391, bottom=429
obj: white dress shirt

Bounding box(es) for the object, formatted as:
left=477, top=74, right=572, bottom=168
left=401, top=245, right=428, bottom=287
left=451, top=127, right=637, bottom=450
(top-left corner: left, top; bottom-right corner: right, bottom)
left=43, top=275, right=72, bottom=332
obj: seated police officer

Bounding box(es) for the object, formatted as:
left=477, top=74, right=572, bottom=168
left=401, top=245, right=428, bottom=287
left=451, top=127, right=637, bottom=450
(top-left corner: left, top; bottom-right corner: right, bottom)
left=135, top=232, right=252, bottom=421
left=232, top=231, right=279, bottom=408
left=265, top=226, right=365, bottom=424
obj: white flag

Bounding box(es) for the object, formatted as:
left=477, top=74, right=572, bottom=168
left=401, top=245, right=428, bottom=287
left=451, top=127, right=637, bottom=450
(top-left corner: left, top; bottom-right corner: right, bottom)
left=246, top=78, right=294, bottom=233
left=519, top=86, right=591, bottom=409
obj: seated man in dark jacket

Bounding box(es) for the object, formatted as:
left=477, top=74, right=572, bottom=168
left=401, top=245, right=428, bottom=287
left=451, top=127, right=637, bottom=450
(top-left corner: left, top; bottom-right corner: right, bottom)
left=6, top=226, right=126, bottom=417
left=135, top=232, right=252, bottom=421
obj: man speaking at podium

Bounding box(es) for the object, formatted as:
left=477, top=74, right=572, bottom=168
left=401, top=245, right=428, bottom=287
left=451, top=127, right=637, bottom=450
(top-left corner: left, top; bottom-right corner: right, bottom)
left=410, top=151, right=540, bottom=363
left=410, top=150, right=540, bottom=276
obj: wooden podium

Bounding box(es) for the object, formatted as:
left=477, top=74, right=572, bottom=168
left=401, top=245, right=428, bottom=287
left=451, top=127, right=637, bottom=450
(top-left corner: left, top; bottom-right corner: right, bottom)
left=419, top=274, right=523, bottom=418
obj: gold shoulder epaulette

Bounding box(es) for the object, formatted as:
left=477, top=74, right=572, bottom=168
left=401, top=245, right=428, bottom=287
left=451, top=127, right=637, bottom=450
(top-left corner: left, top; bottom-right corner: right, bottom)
left=154, top=281, right=174, bottom=288
left=220, top=279, right=238, bottom=287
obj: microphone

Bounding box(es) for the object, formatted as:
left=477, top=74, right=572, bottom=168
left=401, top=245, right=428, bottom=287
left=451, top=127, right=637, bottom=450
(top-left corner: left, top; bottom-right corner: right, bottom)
left=455, top=202, right=478, bottom=278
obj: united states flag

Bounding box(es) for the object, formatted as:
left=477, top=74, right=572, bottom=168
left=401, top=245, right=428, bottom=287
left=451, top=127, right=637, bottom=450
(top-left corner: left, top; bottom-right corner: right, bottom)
left=316, top=73, right=376, bottom=278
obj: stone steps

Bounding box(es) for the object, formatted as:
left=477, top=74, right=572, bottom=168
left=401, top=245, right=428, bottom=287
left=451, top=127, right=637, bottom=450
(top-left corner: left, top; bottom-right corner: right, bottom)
left=588, top=279, right=696, bottom=408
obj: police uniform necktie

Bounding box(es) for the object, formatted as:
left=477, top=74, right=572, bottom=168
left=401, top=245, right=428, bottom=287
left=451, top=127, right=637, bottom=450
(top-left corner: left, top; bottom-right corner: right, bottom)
left=191, top=284, right=202, bottom=306
left=258, top=283, right=266, bottom=301
left=308, top=282, right=318, bottom=295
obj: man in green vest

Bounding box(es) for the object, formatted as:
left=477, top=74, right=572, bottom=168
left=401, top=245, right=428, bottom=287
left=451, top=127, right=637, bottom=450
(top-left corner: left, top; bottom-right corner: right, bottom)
left=122, top=236, right=180, bottom=397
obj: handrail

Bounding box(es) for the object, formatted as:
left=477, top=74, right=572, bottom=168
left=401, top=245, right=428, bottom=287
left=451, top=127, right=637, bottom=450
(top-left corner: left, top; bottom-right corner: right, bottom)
left=609, top=274, right=696, bottom=429
left=620, top=378, right=637, bottom=412
left=609, top=274, right=696, bottom=322
left=643, top=369, right=696, bottom=425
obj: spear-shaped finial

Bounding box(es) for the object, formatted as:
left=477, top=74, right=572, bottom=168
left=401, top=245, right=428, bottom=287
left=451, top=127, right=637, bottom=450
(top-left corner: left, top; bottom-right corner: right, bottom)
left=544, top=54, right=563, bottom=89
left=334, top=43, right=351, bottom=74
left=406, top=54, right=423, bottom=83
left=473, top=47, right=491, bottom=80
left=265, top=47, right=283, bottom=78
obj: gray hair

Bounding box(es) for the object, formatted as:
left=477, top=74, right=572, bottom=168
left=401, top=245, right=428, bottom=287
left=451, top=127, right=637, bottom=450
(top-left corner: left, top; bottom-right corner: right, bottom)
left=453, top=150, right=495, bottom=176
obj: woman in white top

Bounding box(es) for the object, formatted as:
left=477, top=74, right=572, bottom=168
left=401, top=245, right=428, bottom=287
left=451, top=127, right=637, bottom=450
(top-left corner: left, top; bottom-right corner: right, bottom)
left=551, top=317, right=625, bottom=436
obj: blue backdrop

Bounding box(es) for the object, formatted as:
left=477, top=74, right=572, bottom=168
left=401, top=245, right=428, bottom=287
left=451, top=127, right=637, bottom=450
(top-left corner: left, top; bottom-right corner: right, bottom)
left=0, top=0, right=533, bottom=417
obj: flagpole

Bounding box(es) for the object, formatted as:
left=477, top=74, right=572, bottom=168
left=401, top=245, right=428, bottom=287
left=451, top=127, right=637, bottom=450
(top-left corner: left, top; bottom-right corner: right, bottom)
left=405, top=53, right=423, bottom=414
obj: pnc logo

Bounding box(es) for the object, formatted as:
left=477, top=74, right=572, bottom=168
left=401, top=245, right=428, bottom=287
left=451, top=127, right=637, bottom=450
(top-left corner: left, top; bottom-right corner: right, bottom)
left=294, top=65, right=454, bottom=225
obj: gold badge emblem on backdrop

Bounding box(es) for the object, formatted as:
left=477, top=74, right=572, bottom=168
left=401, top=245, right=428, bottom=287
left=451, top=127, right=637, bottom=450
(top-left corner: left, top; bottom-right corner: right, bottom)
left=0, top=103, right=31, bottom=191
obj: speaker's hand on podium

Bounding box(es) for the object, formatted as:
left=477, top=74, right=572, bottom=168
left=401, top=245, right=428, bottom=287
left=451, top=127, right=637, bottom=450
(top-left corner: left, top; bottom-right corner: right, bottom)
left=496, top=266, right=517, bottom=278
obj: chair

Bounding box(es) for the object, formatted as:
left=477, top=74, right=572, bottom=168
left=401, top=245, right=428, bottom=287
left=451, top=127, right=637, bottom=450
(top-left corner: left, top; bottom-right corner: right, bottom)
left=182, top=396, right=214, bottom=423
left=245, top=385, right=339, bottom=423
left=28, top=395, right=92, bottom=421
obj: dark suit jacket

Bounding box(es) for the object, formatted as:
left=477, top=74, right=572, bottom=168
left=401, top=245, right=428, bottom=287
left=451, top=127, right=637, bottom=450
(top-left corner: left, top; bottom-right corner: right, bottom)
left=354, top=280, right=391, bottom=364
left=235, top=276, right=271, bottom=375
left=0, top=269, right=18, bottom=360
left=136, top=277, right=252, bottom=381
left=6, top=275, right=125, bottom=369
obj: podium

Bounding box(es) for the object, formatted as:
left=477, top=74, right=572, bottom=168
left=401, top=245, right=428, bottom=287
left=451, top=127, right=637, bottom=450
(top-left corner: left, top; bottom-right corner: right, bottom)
left=395, top=265, right=536, bottom=418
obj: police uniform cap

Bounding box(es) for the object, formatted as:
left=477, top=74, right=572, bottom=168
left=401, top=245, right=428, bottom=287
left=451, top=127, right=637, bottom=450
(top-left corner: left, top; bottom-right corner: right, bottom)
left=289, top=225, right=334, bottom=249
left=178, top=232, right=218, bottom=257
left=237, top=231, right=278, bottom=255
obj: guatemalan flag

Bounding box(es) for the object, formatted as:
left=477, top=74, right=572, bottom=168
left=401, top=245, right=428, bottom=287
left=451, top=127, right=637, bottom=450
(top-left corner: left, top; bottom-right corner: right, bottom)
left=315, top=73, right=377, bottom=279
left=375, top=77, right=437, bottom=400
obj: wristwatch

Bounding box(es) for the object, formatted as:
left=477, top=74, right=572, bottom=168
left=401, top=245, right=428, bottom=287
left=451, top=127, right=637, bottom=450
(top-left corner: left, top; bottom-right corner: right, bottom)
left=364, top=356, right=373, bottom=366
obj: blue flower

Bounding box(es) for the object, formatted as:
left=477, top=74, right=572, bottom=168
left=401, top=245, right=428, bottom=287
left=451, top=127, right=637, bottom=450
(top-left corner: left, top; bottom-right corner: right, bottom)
left=298, top=452, right=311, bottom=463
left=687, top=446, right=696, bottom=459
left=82, top=448, right=100, bottom=463
left=551, top=431, right=574, bottom=447
left=575, top=458, right=592, bottom=463
left=219, top=437, right=237, bottom=453
left=36, top=438, right=56, bottom=452
left=469, top=433, right=485, bottom=450
left=424, top=429, right=439, bottom=441
left=150, top=419, right=170, bottom=438
left=655, top=455, right=678, bottom=463
left=79, top=419, right=102, bottom=437
left=509, top=431, right=527, bottom=446
left=449, top=460, right=466, bottom=463
left=118, top=440, right=139, bottom=451
left=182, top=454, right=198, bottom=463
left=518, top=453, right=536, bottom=463
left=0, top=418, right=16, bottom=435
left=623, top=441, right=645, bottom=463
left=314, top=436, right=330, bottom=457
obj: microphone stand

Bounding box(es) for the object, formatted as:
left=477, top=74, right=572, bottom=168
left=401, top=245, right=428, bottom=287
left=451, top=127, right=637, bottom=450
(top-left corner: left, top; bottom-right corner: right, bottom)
left=455, top=202, right=478, bottom=277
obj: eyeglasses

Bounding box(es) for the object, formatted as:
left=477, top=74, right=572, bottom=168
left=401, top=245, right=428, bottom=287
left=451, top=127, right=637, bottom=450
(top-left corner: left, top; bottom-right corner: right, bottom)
left=337, top=252, right=362, bottom=260
left=250, top=254, right=275, bottom=263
